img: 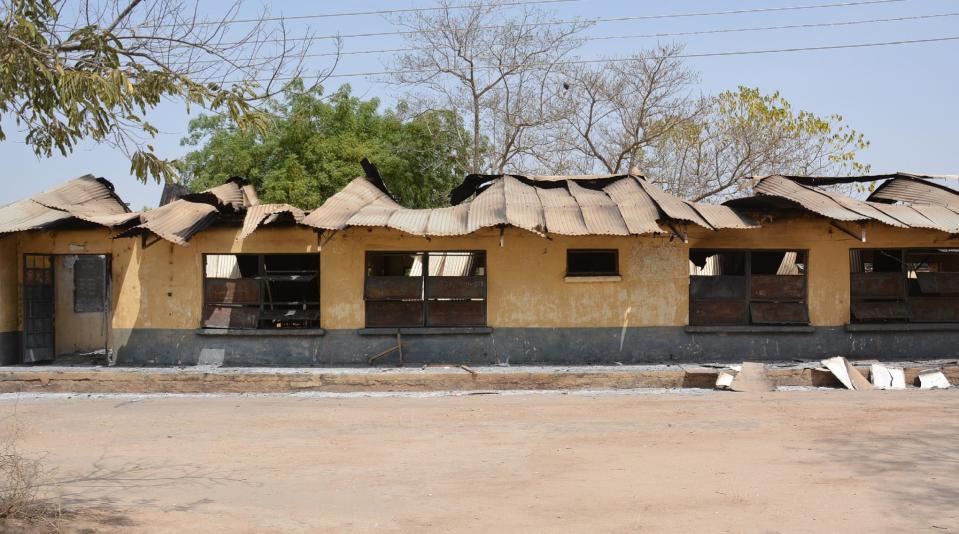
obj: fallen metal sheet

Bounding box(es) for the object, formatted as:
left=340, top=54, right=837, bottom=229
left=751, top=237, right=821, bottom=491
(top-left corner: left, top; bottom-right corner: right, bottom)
left=821, top=356, right=873, bottom=390
left=503, top=176, right=546, bottom=234
left=870, top=363, right=906, bottom=390
left=918, top=369, right=952, bottom=389
left=181, top=179, right=247, bottom=211
left=690, top=203, right=759, bottom=230
left=602, top=176, right=663, bottom=235
left=636, top=178, right=713, bottom=229
left=536, top=184, right=590, bottom=235
left=729, top=362, right=773, bottom=392
left=466, top=178, right=507, bottom=233
left=0, top=175, right=133, bottom=234
left=302, top=178, right=399, bottom=230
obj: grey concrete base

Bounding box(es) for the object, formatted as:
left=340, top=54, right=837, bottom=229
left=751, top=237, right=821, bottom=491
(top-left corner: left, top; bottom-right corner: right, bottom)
left=101, top=326, right=959, bottom=367
left=0, top=331, right=18, bottom=366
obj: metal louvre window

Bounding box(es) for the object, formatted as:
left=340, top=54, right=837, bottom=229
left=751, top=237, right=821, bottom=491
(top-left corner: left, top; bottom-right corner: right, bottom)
left=365, top=251, right=487, bottom=328
left=850, top=249, right=959, bottom=323
left=566, top=249, right=618, bottom=276
left=202, top=254, right=320, bottom=329
left=689, top=249, right=808, bottom=326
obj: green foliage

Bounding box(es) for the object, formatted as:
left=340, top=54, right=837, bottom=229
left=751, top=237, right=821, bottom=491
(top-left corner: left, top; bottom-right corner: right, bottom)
left=180, top=81, right=472, bottom=209
left=0, top=0, right=269, bottom=183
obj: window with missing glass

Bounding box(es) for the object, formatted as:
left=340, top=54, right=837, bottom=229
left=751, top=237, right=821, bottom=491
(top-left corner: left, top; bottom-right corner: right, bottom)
left=566, top=249, right=619, bottom=277
left=689, top=249, right=808, bottom=326
left=850, top=248, right=959, bottom=323
left=202, top=254, right=320, bottom=329
left=364, top=251, right=487, bottom=328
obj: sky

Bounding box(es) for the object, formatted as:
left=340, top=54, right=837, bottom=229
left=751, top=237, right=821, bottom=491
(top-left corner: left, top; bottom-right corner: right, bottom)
left=1, top=0, right=956, bottom=210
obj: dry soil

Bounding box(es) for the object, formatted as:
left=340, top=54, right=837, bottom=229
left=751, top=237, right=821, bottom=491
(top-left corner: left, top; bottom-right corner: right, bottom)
left=1, top=389, right=958, bottom=533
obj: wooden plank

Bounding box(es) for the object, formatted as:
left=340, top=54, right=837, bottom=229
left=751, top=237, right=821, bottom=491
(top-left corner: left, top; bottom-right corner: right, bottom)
left=689, top=276, right=746, bottom=300
left=750, top=275, right=805, bottom=300
left=749, top=302, right=809, bottom=325
left=205, top=278, right=261, bottom=305
left=427, top=300, right=486, bottom=327
left=689, top=300, right=747, bottom=325
left=365, top=277, right=423, bottom=300
left=908, top=298, right=959, bottom=322
left=851, top=300, right=909, bottom=321
left=203, top=306, right=258, bottom=329
left=916, top=272, right=959, bottom=295
left=426, top=277, right=486, bottom=299
left=366, top=301, right=424, bottom=327
left=851, top=272, right=905, bottom=298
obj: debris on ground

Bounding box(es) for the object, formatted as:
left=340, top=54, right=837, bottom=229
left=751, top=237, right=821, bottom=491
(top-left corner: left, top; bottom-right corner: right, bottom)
left=821, top=357, right=873, bottom=390
left=918, top=369, right=952, bottom=389
left=870, top=363, right=906, bottom=390
left=729, top=362, right=773, bottom=392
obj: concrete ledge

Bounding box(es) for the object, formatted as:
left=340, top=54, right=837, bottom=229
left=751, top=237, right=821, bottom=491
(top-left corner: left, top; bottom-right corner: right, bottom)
left=0, top=364, right=955, bottom=394
left=564, top=275, right=622, bottom=283
left=196, top=328, right=326, bottom=337
left=685, top=325, right=815, bottom=334
left=358, top=327, right=494, bottom=336
left=845, top=323, right=959, bottom=332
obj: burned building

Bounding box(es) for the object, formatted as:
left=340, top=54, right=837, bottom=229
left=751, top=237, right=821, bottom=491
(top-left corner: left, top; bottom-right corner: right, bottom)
left=1, top=169, right=959, bottom=366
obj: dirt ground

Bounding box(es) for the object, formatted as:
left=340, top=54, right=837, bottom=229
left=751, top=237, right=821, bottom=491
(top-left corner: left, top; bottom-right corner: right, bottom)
left=1, top=389, right=957, bottom=533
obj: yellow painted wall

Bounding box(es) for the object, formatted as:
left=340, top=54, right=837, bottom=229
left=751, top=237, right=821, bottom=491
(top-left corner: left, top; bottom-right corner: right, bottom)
left=54, top=255, right=108, bottom=354
left=688, top=216, right=957, bottom=326
left=0, top=237, right=17, bottom=332
left=111, top=226, right=321, bottom=331
left=321, top=227, right=687, bottom=329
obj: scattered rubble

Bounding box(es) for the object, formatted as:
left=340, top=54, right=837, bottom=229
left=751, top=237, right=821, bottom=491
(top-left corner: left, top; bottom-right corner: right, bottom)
left=918, top=369, right=951, bottom=389
left=870, top=364, right=906, bottom=390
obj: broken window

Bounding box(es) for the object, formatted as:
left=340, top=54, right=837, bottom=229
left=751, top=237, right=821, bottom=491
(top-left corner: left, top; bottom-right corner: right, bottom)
left=689, top=250, right=808, bottom=326
left=202, top=254, right=319, bottom=329
left=365, top=251, right=486, bottom=328
left=566, top=249, right=618, bottom=277
left=850, top=249, right=959, bottom=323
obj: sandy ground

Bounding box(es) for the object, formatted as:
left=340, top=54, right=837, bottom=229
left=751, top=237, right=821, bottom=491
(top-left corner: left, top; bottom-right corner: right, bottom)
left=1, top=389, right=958, bottom=533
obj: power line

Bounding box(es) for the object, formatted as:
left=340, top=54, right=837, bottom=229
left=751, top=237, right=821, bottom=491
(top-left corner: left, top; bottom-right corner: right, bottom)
left=159, top=0, right=578, bottom=27
left=296, top=11, right=959, bottom=59
left=210, top=0, right=907, bottom=45
left=227, top=34, right=959, bottom=82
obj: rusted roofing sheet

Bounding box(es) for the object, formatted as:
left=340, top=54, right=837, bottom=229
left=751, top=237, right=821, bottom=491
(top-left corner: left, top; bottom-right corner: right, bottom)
left=0, top=175, right=133, bottom=235
left=180, top=178, right=249, bottom=211
left=303, top=175, right=755, bottom=237
left=755, top=176, right=864, bottom=221
left=868, top=177, right=959, bottom=209
left=238, top=204, right=305, bottom=241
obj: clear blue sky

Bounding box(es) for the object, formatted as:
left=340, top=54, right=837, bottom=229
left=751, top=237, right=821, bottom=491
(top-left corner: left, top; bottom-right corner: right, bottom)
left=1, top=0, right=956, bottom=209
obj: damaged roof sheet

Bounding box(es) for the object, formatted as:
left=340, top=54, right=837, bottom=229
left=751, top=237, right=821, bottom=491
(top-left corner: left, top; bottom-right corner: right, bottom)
left=747, top=175, right=959, bottom=233
left=302, top=174, right=757, bottom=236
left=868, top=177, right=959, bottom=209
left=121, top=179, right=253, bottom=246
left=238, top=204, right=305, bottom=241
left=0, top=175, right=134, bottom=235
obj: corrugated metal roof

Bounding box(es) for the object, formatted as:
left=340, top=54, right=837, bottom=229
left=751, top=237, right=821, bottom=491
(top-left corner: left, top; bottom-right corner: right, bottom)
left=121, top=200, right=219, bottom=246
left=868, top=177, right=959, bottom=209
left=567, top=180, right=629, bottom=235
left=238, top=204, right=305, bottom=241
left=747, top=174, right=959, bottom=233
left=0, top=175, right=132, bottom=235
left=302, top=174, right=753, bottom=237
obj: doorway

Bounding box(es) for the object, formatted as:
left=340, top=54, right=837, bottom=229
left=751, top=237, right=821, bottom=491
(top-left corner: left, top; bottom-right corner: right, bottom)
left=21, top=254, right=111, bottom=364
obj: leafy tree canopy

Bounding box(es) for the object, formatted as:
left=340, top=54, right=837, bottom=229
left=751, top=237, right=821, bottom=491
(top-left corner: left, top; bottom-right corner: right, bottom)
left=180, top=80, right=473, bottom=209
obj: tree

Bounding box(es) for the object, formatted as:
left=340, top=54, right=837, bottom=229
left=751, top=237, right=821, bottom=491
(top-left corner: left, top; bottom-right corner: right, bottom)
left=549, top=44, right=701, bottom=175
left=646, top=86, right=870, bottom=201
left=389, top=0, right=587, bottom=174
left=0, top=0, right=330, bottom=183
left=179, top=81, right=473, bottom=209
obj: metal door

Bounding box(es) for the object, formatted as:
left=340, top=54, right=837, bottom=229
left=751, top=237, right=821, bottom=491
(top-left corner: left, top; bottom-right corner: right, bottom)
left=23, top=254, right=54, bottom=363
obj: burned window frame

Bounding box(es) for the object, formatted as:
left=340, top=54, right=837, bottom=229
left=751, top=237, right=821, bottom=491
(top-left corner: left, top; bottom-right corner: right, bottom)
left=689, top=249, right=809, bottom=326
left=73, top=254, right=109, bottom=314
left=364, top=251, right=487, bottom=328
left=566, top=249, right=619, bottom=277
left=202, top=253, right=320, bottom=330
left=850, top=248, right=959, bottom=323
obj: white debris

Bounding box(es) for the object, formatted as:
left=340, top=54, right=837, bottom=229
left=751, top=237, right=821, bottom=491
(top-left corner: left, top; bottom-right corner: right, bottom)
left=918, top=369, right=951, bottom=390
left=821, top=356, right=873, bottom=390
left=715, top=371, right=736, bottom=389
left=870, top=364, right=906, bottom=390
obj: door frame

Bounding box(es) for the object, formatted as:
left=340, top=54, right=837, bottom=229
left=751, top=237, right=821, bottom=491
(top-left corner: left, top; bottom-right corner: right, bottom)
left=22, top=253, right=55, bottom=364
